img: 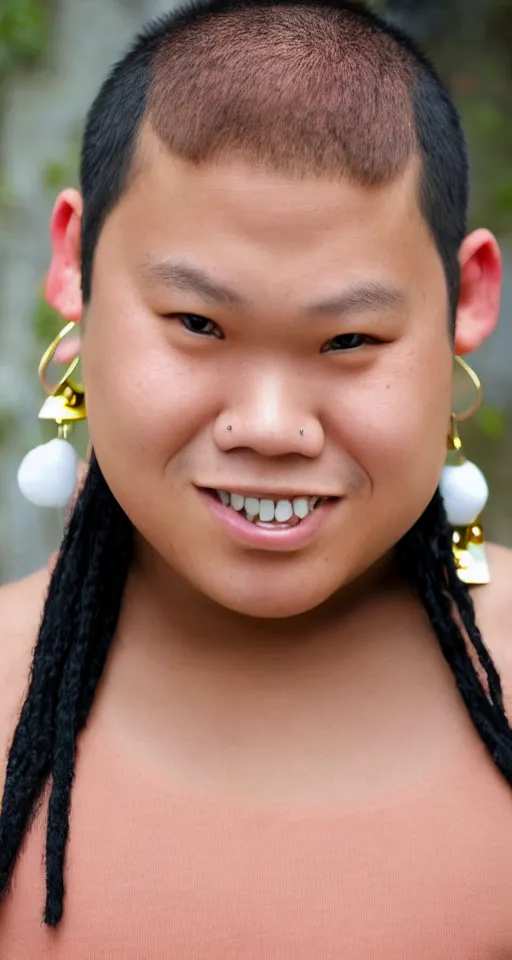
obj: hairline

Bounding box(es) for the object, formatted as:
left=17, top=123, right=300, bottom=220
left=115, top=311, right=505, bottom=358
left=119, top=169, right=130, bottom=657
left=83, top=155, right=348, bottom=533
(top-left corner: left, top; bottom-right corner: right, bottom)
left=84, top=117, right=454, bottom=329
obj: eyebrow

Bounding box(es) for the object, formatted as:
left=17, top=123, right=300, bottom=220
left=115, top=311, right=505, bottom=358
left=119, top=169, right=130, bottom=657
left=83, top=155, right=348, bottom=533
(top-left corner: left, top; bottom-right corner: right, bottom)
left=140, top=257, right=407, bottom=316
left=141, top=258, right=247, bottom=306
left=307, top=282, right=407, bottom=317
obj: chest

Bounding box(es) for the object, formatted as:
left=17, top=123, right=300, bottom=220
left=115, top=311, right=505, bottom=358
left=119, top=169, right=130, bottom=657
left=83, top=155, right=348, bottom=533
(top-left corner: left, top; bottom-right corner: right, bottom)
left=1, top=746, right=512, bottom=960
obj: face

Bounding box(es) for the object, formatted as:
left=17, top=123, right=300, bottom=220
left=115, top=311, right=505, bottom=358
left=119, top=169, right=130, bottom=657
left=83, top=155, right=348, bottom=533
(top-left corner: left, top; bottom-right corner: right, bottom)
left=50, top=132, right=498, bottom=619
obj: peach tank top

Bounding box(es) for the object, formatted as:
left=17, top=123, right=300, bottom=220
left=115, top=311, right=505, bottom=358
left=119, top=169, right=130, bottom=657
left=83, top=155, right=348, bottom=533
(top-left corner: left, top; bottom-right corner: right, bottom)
left=1, top=678, right=512, bottom=958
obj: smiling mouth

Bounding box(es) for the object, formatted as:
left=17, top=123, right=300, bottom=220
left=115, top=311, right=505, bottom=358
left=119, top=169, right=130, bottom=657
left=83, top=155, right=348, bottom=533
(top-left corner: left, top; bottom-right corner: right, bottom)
left=203, top=489, right=336, bottom=528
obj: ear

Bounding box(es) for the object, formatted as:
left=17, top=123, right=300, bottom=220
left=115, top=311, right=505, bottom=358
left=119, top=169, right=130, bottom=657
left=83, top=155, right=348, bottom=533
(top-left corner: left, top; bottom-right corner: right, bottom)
left=454, top=228, right=502, bottom=356
left=45, top=189, right=84, bottom=323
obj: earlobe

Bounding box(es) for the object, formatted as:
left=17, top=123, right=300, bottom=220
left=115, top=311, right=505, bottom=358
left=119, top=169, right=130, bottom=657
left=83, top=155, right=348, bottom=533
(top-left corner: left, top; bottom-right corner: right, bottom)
left=45, top=189, right=84, bottom=324
left=454, top=228, right=502, bottom=356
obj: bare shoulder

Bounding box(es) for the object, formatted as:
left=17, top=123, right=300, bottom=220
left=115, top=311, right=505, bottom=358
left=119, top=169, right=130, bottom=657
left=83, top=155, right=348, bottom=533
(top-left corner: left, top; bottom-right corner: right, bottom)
left=0, top=568, right=50, bottom=759
left=0, top=567, right=49, bottom=649
left=471, top=543, right=512, bottom=671
left=486, top=541, right=512, bottom=581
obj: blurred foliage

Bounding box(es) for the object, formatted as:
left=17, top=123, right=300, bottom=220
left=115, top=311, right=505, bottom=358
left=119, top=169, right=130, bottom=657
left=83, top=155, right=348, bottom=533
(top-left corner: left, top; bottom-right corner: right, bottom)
left=43, top=158, right=72, bottom=191
left=0, top=0, right=52, bottom=222
left=0, top=167, right=19, bottom=208
left=42, top=134, right=80, bottom=192
left=0, top=410, right=16, bottom=447
left=0, top=0, right=50, bottom=82
left=475, top=404, right=506, bottom=440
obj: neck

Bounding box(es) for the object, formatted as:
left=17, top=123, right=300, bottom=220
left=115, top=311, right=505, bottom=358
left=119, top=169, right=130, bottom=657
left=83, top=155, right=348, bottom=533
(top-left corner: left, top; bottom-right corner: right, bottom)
left=96, top=540, right=428, bottom=724
left=92, top=540, right=469, bottom=802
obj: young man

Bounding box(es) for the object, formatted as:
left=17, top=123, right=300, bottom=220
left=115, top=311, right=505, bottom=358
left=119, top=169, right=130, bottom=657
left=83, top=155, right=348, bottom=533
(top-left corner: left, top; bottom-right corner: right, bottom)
left=1, top=0, right=511, bottom=955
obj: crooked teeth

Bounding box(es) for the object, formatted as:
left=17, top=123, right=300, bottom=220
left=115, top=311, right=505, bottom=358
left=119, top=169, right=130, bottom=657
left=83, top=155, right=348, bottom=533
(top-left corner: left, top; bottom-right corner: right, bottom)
left=216, top=491, right=322, bottom=523
left=244, top=497, right=260, bottom=520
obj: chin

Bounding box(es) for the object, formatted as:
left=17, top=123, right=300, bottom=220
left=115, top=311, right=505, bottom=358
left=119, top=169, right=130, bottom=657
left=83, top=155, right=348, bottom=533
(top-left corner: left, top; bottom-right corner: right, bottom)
left=201, top=577, right=334, bottom=620
left=220, top=595, right=323, bottom=619
left=181, top=547, right=361, bottom=619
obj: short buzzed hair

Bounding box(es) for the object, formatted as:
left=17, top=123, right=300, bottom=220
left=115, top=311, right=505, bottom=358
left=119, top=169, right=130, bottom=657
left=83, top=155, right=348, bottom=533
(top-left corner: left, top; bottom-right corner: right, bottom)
left=81, top=0, right=469, bottom=315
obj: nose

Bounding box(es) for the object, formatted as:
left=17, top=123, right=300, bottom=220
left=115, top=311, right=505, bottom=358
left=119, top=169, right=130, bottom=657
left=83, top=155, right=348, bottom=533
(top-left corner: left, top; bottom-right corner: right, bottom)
left=214, top=368, right=325, bottom=459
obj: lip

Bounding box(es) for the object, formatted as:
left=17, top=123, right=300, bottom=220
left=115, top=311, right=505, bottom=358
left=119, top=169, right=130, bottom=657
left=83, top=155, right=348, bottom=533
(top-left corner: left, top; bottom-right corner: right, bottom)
left=200, top=486, right=340, bottom=500
left=197, top=488, right=339, bottom=552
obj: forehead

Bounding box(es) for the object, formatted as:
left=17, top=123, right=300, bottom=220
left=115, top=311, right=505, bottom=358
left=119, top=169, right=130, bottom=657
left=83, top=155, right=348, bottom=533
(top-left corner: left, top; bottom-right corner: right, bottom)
left=101, top=127, right=442, bottom=295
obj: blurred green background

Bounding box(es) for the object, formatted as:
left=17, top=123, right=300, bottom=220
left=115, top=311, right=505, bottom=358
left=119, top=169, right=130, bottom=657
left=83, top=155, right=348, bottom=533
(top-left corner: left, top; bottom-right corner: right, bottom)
left=0, top=0, right=510, bottom=583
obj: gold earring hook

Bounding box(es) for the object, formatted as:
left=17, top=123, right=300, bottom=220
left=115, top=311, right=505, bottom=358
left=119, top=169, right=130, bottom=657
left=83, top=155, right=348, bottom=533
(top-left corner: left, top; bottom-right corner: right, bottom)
left=38, top=321, right=80, bottom=395
left=453, top=356, right=483, bottom=423
left=37, top=322, right=87, bottom=425
left=447, top=357, right=483, bottom=457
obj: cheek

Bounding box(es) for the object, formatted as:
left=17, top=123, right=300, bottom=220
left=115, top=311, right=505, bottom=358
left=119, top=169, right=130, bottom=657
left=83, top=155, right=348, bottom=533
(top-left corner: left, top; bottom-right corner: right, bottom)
left=81, top=313, right=218, bottom=469
left=372, top=388, right=448, bottom=483
left=327, top=347, right=452, bottom=499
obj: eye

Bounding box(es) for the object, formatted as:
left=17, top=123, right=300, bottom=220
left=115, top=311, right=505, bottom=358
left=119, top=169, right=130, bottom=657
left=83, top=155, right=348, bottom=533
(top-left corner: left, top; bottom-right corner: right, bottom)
left=321, top=333, right=377, bottom=353
left=176, top=314, right=223, bottom=338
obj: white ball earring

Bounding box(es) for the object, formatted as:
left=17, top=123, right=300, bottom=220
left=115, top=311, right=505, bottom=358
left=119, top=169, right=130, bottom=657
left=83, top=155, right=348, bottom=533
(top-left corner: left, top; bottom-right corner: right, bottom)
left=439, top=357, right=490, bottom=586
left=17, top=322, right=86, bottom=509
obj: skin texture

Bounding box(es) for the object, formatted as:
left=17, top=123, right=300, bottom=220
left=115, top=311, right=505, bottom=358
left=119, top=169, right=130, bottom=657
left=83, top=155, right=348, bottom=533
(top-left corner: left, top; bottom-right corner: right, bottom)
left=20, top=128, right=506, bottom=805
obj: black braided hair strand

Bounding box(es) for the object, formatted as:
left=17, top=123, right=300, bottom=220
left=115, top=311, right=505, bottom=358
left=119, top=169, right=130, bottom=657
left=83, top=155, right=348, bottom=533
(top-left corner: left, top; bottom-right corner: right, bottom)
left=397, top=490, right=512, bottom=780
left=0, top=454, right=133, bottom=926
